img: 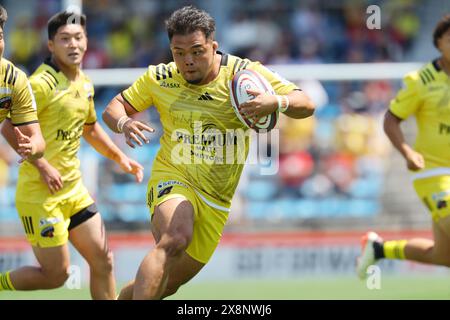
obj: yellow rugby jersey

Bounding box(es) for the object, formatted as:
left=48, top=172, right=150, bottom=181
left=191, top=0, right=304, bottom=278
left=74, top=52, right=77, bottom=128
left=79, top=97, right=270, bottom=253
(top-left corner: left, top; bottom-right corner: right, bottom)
left=0, top=58, right=37, bottom=125
left=390, top=59, right=450, bottom=170
left=122, top=52, right=298, bottom=206
left=17, top=59, right=96, bottom=202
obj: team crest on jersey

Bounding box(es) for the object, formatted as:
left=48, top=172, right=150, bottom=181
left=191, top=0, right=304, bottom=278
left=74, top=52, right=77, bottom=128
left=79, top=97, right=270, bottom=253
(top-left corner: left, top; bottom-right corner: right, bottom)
left=431, top=191, right=450, bottom=210
left=41, top=226, right=55, bottom=238
left=39, top=217, right=61, bottom=238
left=0, top=96, right=12, bottom=110
left=158, top=186, right=173, bottom=198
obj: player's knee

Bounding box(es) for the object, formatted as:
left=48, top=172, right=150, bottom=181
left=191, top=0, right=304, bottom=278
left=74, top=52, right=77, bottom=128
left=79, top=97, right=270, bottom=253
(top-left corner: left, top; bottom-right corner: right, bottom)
left=158, top=234, right=191, bottom=257
left=91, top=249, right=114, bottom=275
left=162, top=284, right=179, bottom=299
left=100, top=249, right=114, bottom=273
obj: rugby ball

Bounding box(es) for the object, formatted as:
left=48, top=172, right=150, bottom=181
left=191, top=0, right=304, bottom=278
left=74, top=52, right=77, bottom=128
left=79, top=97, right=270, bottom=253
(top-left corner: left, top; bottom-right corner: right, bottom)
left=229, top=69, right=278, bottom=132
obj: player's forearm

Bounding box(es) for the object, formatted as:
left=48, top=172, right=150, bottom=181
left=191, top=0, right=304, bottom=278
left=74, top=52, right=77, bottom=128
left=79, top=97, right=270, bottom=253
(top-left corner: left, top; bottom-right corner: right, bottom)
left=28, top=157, right=51, bottom=170
left=282, top=90, right=315, bottom=119
left=83, top=122, right=126, bottom=162
left=383, top=110, right=412, bottom=159
left=1, top=119, right=18, bottom=151
left=28, top=127, right=46, bottom=160
left=102, top=95, right=129, bottom=133
left=17, top=123, right=45, bottom=160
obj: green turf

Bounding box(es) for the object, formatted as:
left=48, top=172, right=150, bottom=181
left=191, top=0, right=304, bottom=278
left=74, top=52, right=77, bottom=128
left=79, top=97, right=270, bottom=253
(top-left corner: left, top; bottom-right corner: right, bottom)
left=1, top=276, right=449, bottom=300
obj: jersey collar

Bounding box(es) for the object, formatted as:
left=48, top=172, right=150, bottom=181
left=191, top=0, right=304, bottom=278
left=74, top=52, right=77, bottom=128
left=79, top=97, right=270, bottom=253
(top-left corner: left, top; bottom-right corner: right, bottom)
left=432, top=57, right=450, bottom=79
left=218, top=51, right=228, bottom=67
left=43, top=57, right=75, bottom=85
left=44, top=56, right=61, bottom=73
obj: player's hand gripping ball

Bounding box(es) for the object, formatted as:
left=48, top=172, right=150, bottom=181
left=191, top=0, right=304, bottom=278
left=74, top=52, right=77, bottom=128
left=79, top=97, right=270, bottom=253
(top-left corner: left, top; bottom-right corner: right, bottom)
left=229, top=69, right=278, bottom=132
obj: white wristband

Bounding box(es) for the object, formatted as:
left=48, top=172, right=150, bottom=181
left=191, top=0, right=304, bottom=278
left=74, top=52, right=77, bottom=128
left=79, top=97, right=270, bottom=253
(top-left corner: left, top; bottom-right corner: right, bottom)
left=117, top=115, right=131, bottom=133
left=276, top=95, right=289, bottom=113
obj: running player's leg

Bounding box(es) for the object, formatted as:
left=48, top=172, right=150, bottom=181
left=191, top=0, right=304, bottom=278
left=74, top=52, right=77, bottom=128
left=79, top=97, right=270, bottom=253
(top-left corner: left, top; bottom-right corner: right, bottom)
left=381, top=176, right=450, bottom=265
left=69, top=207, right=115, bottom=300
left=402, top=215, right=450, bottom=266
left=3, top=245, right=70, bottom=290
left=133, top=197, right=195, bottom=299
left=357, top=177, right=450, bottom=277
left=357, top=215, right=450, bottom=278
left=0, top=201, right=71, bottom=291
left=161, top=251, right=204, bottom=298
left=118, top=250, right=203, bottom=300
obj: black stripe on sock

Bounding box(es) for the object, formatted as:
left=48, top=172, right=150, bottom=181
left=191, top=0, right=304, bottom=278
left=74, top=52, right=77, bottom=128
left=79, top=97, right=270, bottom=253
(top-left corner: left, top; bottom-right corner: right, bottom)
left=373, top=241, right=384, bottom=259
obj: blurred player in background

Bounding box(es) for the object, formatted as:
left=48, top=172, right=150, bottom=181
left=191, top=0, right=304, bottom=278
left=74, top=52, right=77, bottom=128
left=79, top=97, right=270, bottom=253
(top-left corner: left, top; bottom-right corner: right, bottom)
left=0, top=5, right=45, bottom=164
left=357, top=15, right=450, bottom=278
left=103, top=5, right=315, bottom=299
left=0, top=10, right=144, bottom=299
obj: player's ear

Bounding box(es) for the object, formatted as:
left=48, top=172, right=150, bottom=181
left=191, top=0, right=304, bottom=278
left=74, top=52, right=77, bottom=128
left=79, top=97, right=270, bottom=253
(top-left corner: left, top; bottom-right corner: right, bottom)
left=84, top=33, right=88, bottom=49
left=47, top=40, right=54, bottom=53
left=437, top=39, right=444, bottom=53
left=212, top=40, right=218, bottom=51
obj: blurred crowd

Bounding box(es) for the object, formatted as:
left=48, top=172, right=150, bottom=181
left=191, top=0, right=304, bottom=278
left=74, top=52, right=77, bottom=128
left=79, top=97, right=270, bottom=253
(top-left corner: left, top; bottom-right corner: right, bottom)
left=0, top=0, right=421, bottom=226
left=3, top=0, right=420, bottom=73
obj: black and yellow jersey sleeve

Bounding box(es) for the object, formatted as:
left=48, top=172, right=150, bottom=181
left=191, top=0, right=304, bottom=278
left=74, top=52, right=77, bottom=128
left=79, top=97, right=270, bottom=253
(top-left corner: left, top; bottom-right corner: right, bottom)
left=29, top=71, right=55, bottom=115
left=121, top=66, right=156, bottom=112
left=0, top=58, right=38, bottom=125
left=389, top=71, right=422, bottom=120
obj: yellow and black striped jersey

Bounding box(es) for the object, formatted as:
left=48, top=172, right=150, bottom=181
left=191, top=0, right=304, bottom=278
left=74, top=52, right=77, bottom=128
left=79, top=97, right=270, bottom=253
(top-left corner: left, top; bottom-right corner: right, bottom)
left=122, top=52, right=298, bottom=206
left=17, top=59, right=96, bottom=202
left=0, top=58, right=37, bottom=125
left=390, top=59, right=450, bottom=170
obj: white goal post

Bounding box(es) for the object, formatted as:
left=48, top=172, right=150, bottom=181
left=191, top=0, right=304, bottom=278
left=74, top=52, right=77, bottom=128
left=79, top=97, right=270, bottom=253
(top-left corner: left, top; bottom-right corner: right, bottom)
left=84, top=62, right=424, bottom=86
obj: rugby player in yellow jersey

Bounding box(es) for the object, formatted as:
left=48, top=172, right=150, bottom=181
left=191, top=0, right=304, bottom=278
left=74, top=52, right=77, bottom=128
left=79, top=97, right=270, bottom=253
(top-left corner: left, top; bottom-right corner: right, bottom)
left=357, top=15, right=450, bottom=278
left=103, top=6, right=315, bottom=300
left=0, top=5, right=45, bottom=163
left=0, top=11, right=144, bottom=299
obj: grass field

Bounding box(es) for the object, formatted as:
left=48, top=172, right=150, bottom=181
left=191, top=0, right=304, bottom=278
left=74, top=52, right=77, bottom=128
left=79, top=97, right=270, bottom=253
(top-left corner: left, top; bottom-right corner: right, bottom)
left=1, top=276, right=450, bottom=300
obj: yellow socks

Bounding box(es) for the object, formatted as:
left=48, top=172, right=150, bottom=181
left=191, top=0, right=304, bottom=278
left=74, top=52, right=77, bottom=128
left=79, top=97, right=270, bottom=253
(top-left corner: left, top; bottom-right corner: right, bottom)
left=0, top=271, right=15, bottom=291
left=383, top=240, right=407, bottom=260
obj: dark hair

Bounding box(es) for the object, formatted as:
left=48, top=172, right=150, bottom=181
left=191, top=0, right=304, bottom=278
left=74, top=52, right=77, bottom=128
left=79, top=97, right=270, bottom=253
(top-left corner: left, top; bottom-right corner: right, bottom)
left=433, top=14, right=450, bottom=48
left=47, top=10, right=86, bottom=40
left=0, top=5, right=7, bottom=29
left=165, top=6, right=215, bottom=41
